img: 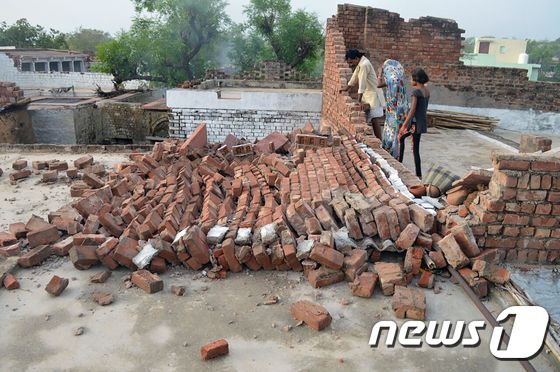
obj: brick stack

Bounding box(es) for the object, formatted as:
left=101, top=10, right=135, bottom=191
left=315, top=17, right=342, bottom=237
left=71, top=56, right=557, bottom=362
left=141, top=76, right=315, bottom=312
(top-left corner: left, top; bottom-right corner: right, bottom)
left=0, top=81, right=25, bottom=107
left=439, top=152, right=560, bottom=265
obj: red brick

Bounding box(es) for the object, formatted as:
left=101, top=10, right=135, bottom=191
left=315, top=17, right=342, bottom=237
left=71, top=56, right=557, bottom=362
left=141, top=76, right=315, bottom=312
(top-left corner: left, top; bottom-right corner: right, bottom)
left=496, top=159, right=529, bottom=171
left=307, top=266, right=344, bottom=288
left=113, top=237, right=139, bottom=269
left=403, top=247, right=423, bottom=275
left=93, top=292, right=114, bottom=306
left=438, top=234, right=469, bottom=269
left=429, top=250, right=447, bottom=269
left=532, top=159, right=560, bottom=172
left=69, top=245, right=99, bottom=270
left=82, top=172, right=105, bottom=189
left=3, top=273, right=19, bottom=290
left=131, top=269, right=163, bottom=294
left=52, top=236, right=74, bottom=256
left=74, top=155, right=94, bottom=169
left=18, top=245, right=52, bottom=267
left=408, top=204, right=434, bottom=233
left=503, top=214, right=530, bottom=226
left=12, top=159, right=27, bottom=170
left=45, top=275, right=69, bottom=296
left=418, top=271, right=435, bottom=288
left=0, top=232, right=17, bottom=247
left=291, top=301, right=332, bottom=331
left=99, top=212, right=124, bottom=237
left=90, top=271, right=112, bottom=283
left=392, top=286, right=426, bottom=320
left=200, top=339, right=229, bottom=361
left=0, top=242, right=21, bottom=257
left=374, top=262, right=405, bottom=296
left=450, top=224, right=481, bottom=257
left=9, top=222, right=28, bottom=239
left=395, top=224, right=420, bottom=251
left=310, top=244, right=344, bottom=270
left=10, top=169, right=31, bottom=181
left=517, top=190, right=547, bottom=202
left=222, top=238, right=242, bottom=273
left=472, top=260, right=510, bottom=284
left=350, top=272, right=378, bottom=298
left=184, top=226, right=210, bottom=265
left=179, top=123, right=208, bottom=156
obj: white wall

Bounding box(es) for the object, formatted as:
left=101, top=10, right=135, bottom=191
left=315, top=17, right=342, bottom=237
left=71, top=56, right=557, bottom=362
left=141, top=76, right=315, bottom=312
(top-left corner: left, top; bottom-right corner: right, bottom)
left=0, top=52, right=142, bottom=92
left=167, top=88, right=323, bottom=143
left=167, top=88, right=322, bottom=111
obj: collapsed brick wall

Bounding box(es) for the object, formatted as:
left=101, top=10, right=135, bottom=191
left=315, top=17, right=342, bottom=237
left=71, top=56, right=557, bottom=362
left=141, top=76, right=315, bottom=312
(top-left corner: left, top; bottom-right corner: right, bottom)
left=467, top=153, right=560, bottom=264
left=169, top=108, right=321, bottom=143
left=321, top=3, right=560, bottom=122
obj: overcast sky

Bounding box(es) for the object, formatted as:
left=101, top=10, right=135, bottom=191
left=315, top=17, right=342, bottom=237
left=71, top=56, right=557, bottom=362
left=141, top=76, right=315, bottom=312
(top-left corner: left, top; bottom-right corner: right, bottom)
left=1, top=0, right=558, bottom=40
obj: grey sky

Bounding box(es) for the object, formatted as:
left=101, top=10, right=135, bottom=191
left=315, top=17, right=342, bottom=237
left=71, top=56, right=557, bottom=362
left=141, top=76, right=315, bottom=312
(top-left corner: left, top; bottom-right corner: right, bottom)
left=1, top=0, right=558, bottom=40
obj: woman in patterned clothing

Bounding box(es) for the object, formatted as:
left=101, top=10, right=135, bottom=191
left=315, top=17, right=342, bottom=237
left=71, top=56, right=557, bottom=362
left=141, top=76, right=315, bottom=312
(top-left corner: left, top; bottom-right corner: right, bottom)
left=377, top=59, right=409, bottom=158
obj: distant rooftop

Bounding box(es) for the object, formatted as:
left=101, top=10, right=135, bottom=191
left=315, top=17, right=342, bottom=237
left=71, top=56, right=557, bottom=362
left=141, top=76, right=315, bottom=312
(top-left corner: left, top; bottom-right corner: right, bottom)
left=0, top=48, right=89, bottom=59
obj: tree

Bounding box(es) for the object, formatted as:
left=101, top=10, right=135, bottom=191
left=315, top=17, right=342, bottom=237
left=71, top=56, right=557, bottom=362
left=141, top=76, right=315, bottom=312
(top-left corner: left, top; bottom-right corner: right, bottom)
left=132, top=0, right=230, bottom=80
left=66, top=28, right=112, bottom=54
left=228, top=24, right=274, bottom=73
left=0, top=18, right=67, bottom=49
left=239, top=0, right=324, bottom=72
left=244, top=0, right=291, bottom=59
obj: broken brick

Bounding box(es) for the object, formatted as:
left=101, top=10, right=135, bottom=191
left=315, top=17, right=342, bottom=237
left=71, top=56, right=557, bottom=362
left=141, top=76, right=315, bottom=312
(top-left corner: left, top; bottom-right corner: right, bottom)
left=374, top=262, right=405, bottom=296
left=69, top=246, right=99, bottom=270
left=395, top=224, right=420, bottom=251
left=472, top=260, right=510, bottom=284
left=18, top=245, right=52, bottom=268
left=45, top=275, right=69, bottom=296
left=309, top=244, right=344, bottom=270
left=392, top=285, right=426, bottom=320
left=438, top=234, right=469, bottom=269
left=291, top=301, right=332, bottom=331
left=131, top=269, right=163, bottom=293
left=90, top=271, right=112, bottom=283
left=93, top=292, right=114, bottom=306
left=3, top=273, right=19, bottom=290
left=350, top=272, right=378, bottom=298
left=27, top=225, right=59, bottom=248
left=200, top=339, right=229, bottom=361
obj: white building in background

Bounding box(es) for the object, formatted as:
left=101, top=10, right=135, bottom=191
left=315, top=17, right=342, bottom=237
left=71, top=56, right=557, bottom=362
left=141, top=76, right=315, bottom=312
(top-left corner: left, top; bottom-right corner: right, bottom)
left=0, top=47, right=143, bottom=94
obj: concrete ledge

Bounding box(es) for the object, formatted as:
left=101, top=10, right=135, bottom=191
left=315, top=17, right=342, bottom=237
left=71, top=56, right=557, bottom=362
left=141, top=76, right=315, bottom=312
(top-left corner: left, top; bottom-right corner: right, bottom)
left=0, top=143, right=152, bottom=153
left=167, top=88, right=322, bottom=112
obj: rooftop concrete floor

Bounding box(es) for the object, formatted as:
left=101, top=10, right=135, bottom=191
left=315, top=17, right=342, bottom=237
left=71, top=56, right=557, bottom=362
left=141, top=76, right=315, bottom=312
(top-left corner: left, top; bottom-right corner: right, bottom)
left=0, top=138, right=558, bottom=371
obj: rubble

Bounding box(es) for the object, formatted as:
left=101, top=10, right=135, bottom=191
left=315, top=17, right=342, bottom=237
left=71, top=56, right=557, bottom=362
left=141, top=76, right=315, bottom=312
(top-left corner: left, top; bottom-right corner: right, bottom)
left=0, top=122, right=520, bottom=322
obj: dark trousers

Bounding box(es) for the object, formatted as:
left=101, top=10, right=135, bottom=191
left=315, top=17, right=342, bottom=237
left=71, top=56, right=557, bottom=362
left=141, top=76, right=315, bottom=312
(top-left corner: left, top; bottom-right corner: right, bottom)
left=399, top=132, right=422, bottom=178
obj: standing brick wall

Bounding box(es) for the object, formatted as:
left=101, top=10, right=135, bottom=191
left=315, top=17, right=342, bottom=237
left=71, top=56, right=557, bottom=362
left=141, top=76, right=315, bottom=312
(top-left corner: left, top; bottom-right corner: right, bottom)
left=468, top=153, right=560, bottom=264
left=321, top=3, right=560, bottom=130
left=321, top=17, right=371, bottom=137
left=169, top=108, right=321, bottom=143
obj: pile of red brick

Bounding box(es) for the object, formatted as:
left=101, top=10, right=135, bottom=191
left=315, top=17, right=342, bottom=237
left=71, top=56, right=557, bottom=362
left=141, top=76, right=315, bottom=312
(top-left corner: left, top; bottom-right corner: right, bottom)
left=0, top=122, right=513, bottom=319
left=0, top=81, right=25, bottom=107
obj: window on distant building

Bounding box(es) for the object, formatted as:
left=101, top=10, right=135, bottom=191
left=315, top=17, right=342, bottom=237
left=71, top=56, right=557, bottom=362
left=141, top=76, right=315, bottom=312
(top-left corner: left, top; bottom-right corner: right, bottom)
left=73, top=61, right=83, bottom=72
left=62, top=61, right=71, bottom=72
left=34, top=62, right=47, bottom=72
left=479, top=41, right=490, bottom=54
left=21, top=62, right=32, bottom=72
left=49, top=62, right=59, bottom=72
left=499, top=46, right=506, bottom=54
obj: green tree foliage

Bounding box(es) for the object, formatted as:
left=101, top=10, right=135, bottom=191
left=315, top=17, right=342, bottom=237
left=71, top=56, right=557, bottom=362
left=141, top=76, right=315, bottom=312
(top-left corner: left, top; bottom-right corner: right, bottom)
left=462, top=37, right=475, bottom=53
left=527, top=38, right=560, bottom=81
left=228, top=24, right=274, bottom=73
left=94, top=0, right=230, bottom=86
left=0, top=18, right=67, bottom=49
left=66, top=28, right=112, bottom=54
left=233, top=0, right=324, bottom=74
